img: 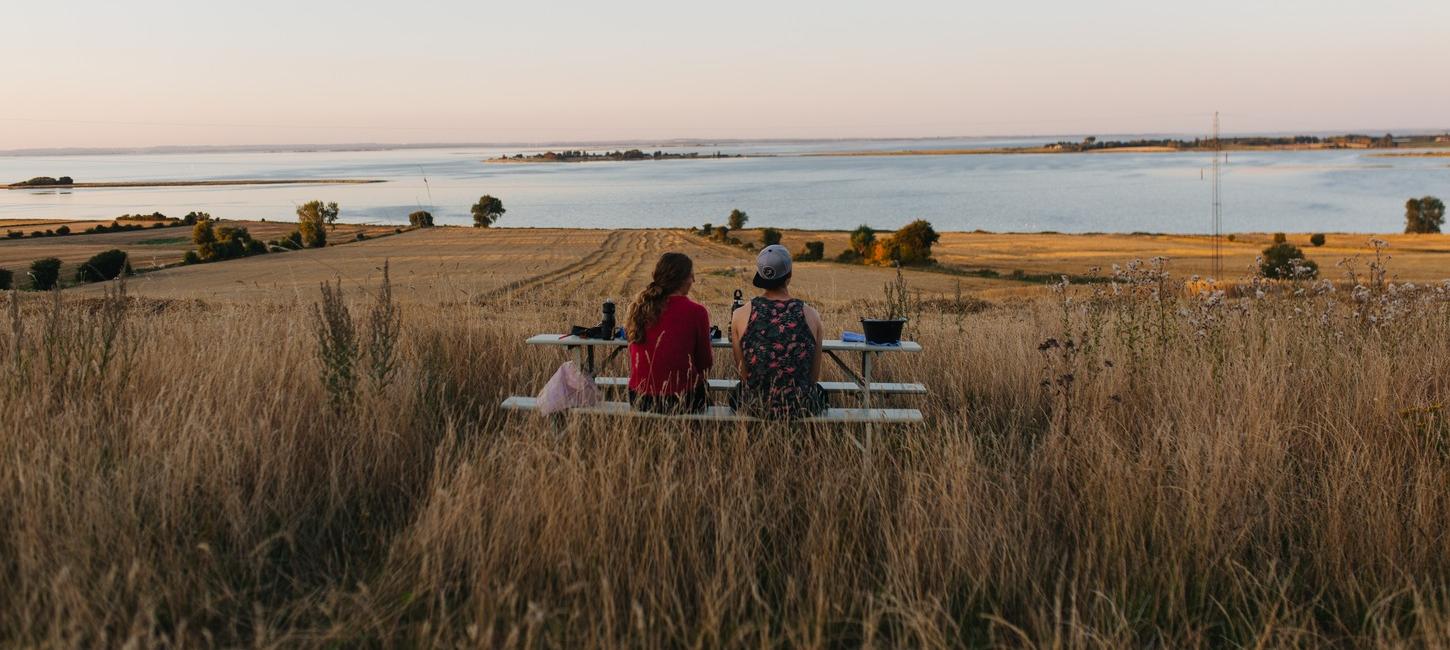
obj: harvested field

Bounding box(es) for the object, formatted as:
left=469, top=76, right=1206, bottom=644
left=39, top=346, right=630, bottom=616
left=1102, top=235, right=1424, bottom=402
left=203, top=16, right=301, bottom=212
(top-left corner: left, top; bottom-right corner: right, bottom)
left=731, top=228, right=1450, bottom=284
left=2, top=242, right=1448, bottom=646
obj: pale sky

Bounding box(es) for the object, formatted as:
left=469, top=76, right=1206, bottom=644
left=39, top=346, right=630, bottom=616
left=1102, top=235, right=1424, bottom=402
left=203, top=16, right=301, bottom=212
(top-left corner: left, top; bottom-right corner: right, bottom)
left=3, top=0, right=1448, bottom=149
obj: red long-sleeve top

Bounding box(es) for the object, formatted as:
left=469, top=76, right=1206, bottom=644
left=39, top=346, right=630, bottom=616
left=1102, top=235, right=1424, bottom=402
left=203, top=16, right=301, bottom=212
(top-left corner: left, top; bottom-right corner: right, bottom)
left=628, top=295, right=713, bottom=396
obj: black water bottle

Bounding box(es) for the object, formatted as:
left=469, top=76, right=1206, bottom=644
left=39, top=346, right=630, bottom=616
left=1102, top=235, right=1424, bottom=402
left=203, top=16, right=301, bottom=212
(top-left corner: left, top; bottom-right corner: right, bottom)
left=601, top=300, right=616, bottom=339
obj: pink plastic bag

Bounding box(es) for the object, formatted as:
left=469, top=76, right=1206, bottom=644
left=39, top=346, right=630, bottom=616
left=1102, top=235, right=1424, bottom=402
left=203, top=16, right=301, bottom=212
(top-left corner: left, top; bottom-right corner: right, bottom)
left=535, top=361, right=601, bottom=415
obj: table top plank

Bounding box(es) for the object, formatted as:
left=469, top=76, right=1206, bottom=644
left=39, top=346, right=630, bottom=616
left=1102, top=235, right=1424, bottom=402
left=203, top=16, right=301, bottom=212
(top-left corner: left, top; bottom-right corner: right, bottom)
left=527, top=334, right=920, bottom=352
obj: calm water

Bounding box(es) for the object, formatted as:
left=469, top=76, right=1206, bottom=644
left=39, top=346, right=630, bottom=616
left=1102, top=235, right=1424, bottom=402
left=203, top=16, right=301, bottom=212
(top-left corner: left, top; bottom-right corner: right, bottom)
left=1, top=139, right=1445, bottom=233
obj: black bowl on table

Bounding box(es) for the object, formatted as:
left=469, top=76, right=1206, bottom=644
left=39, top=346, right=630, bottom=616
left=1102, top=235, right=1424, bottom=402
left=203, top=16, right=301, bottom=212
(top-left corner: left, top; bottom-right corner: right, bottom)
left=860, top=318, right=907, bottom=345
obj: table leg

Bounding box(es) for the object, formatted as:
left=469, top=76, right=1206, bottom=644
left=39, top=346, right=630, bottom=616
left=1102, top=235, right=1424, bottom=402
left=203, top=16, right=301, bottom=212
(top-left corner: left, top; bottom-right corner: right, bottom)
left=862, top=351, right=874, bottom=452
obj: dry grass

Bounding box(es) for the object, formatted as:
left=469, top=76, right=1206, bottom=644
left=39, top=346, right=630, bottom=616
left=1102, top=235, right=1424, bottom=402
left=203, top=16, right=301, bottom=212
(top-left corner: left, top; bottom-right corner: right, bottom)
left=1, top=235, right=1448, bottom=647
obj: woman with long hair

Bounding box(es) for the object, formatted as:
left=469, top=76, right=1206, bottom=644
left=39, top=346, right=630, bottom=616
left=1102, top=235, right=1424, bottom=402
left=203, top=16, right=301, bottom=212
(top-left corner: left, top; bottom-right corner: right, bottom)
left=627, top=252, right=713, bottom=412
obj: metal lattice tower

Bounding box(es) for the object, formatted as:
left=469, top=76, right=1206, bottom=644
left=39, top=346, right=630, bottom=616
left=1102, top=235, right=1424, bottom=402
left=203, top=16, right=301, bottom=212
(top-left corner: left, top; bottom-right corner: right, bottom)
left=1211, top=112, right=1223, bottom=280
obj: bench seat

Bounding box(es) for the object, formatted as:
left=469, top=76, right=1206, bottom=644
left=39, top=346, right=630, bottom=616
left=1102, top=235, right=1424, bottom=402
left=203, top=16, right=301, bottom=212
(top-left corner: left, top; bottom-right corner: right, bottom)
left=500, top=396, right=923, bottom=424
left=591, top=377, right=926, bottom=395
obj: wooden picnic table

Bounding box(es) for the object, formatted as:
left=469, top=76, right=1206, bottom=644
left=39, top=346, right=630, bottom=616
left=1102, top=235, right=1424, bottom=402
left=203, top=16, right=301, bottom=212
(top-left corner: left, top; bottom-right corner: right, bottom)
left=524, top=333, right=924, bottom=424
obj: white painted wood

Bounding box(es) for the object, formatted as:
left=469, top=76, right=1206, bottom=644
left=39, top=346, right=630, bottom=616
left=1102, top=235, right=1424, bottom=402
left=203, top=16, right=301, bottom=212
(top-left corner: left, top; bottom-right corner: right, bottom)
left=500, top=396, right=922, bottom=424
left=590, top=377, right=926, bottom=395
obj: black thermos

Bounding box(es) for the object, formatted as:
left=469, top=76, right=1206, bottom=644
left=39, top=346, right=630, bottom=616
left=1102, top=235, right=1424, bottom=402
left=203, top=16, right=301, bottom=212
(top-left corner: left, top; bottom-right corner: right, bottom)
left=601, top=300, right=616, bottom=339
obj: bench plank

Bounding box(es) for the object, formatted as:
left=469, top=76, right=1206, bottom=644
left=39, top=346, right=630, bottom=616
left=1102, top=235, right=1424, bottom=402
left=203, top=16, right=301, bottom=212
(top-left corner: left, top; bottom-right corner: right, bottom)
left=501, top=396, right=922, bottom=424
left=591, top=377, right=926, bottom=395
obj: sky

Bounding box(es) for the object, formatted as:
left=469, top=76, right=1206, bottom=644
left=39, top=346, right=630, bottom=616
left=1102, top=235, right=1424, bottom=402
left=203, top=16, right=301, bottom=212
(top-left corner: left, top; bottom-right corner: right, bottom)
left=2, top=0, right=1448, bottom=149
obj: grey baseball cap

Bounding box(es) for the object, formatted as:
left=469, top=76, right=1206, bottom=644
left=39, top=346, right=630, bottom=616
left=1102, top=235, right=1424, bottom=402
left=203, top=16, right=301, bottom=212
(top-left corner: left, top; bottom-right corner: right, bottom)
left=752, top=244, right=793, bottom=289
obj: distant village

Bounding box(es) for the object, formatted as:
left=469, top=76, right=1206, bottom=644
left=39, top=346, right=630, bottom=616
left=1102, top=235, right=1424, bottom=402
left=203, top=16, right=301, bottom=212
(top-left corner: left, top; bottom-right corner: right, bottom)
left=1047, top=132, right=1450, bottom=152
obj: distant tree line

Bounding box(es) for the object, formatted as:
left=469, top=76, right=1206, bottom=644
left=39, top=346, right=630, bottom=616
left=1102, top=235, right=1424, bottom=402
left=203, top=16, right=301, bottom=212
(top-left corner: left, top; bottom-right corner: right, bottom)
left=1051, top=132, right=1424, bottom=152
left=495, top=149, right=740, bottom=162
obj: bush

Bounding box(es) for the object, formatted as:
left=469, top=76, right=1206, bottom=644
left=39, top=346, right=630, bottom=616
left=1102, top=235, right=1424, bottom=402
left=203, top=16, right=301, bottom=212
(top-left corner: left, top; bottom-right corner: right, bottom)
left=408, top=211, right=434, bottom=228
left=356, top=232, right=368, bottom=241
left=246, top=239, right=268, bottom=255
left=1272, top=232, right=1287, bottom=244
left=75, top=249, right=131, bottom=283
left=760, top=227, right=782, bottom=247
left=0, top=268, right=11, bottom=290
left=699, top=223, right=712, bottom=236
left=1260, top=242, right=1318, bottom=279
left=56, top=176, right=73, bottom=185
left=712, top=225, right=730, bottom=241
left=182, top=251, right=201, bottom=265
left=5, top=231, right=21, bottom=239
left=798, top=241, right=825, bottom=261
left=1310, top=233, right=1326, bottom=247
left=29, top=258, right=61, bottom=290
left=55, top=225, right=70, bottom=236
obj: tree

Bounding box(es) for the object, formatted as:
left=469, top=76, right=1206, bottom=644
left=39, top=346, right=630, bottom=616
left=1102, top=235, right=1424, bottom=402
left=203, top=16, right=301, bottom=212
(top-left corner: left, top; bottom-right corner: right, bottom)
left=192, top=217, right=216, bottom=246
left=1405, top=196, right=1445, bottom=234
left=297, top=201, right=337, bottom=248
left=1272, top=232, right=1287, bottom=244
left=29, top=258, right=61, bottom=290
left=408, top=210, right=434, bottom=228
left=472, top=195, right=505, bottom=228
left=182, top=211, right=209, bottom=225
left=849, top=224, right=876, bottom=256
left=713, top=225, right=730, bottom=241
left=55, top=225, right=70, bottom=236
left=728, top=209, right=749, bottom=231
left=75, top=249, right=130, bottom=283
left=699, top=222, right=712, bottom=236
left=760, top=227, right=782, bottom=246
left=1310, top=233, right=1326, bottom=247
left=1260, top=242, right=1318, bottom=279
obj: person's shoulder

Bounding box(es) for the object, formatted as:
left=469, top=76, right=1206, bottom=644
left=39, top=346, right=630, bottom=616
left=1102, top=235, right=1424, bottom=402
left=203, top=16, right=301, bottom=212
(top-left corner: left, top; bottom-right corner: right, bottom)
left=673, top=295, right=709, bottom=316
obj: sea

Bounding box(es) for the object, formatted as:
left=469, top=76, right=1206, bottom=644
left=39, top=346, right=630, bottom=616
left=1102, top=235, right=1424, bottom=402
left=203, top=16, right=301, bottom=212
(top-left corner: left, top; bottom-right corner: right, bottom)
left=1, top=137, right=1445, bottom=233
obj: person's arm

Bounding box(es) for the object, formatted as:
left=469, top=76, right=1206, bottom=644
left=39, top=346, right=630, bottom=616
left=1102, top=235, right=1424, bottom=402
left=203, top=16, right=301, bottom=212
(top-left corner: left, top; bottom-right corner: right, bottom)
left=731, top=303, right=749, bottom=379
left=804, top=304, right=824, bottom=383
left=692, top=303, right=713, bottom=373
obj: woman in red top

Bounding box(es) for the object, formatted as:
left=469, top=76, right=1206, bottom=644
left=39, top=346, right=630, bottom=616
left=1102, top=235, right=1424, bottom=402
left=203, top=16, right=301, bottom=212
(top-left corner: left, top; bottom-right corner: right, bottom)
left=626, top=253, right=713, bottom=412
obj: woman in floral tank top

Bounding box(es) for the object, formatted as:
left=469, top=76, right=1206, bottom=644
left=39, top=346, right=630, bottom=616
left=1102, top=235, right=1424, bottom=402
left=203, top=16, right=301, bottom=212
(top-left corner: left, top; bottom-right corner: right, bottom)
left=730, top=245, right=827, bottom=419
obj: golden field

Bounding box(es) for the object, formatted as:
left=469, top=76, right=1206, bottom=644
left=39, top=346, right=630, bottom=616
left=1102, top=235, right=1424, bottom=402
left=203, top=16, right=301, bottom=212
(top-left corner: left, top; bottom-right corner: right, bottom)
left=1, top=225, right=1448, bottom=647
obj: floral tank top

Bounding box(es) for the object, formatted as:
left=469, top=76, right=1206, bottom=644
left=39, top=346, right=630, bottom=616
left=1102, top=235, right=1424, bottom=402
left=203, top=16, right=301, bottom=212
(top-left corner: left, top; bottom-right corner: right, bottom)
left=739, top=297, right=825, bottom=418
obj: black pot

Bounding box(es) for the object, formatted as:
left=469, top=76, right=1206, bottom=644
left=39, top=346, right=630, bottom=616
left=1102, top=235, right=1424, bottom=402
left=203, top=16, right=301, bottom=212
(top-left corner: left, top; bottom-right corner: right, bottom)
left=860, top=318, right=907, bottom=344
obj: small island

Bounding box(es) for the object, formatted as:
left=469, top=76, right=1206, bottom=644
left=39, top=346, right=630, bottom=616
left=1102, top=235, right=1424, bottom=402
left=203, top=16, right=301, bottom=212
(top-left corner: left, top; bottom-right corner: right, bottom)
left=487, top=149, right=742, bottom=163
left=7, top=177, right=385, bottom=189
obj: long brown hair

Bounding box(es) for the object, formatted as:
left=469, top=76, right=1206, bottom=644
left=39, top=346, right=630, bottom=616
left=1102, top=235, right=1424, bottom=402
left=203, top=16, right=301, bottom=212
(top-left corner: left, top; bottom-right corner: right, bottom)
left=627, top=252, right=693, bottom=343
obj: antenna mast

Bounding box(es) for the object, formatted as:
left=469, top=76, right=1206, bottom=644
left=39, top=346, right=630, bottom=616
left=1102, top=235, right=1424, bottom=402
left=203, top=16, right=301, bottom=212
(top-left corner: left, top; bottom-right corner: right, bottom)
left=1211, top=112, right=1223, bottom=280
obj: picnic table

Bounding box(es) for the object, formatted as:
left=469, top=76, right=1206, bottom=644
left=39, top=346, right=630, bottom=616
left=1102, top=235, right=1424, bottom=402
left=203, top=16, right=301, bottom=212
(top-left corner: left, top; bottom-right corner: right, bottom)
left=507, top=334, right=926, bottom=439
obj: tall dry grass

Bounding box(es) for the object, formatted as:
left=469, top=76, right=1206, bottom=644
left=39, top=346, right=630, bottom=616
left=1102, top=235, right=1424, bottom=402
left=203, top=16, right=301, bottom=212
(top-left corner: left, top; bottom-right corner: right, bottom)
left=0, top=260, right=1448, bottom=647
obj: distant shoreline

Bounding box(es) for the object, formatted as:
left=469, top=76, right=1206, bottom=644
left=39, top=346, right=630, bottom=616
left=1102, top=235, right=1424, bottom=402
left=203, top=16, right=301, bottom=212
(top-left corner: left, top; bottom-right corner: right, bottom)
left=808, top=142, right=1450, bottom=158
left=5, top=179, right=385, bottom=190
